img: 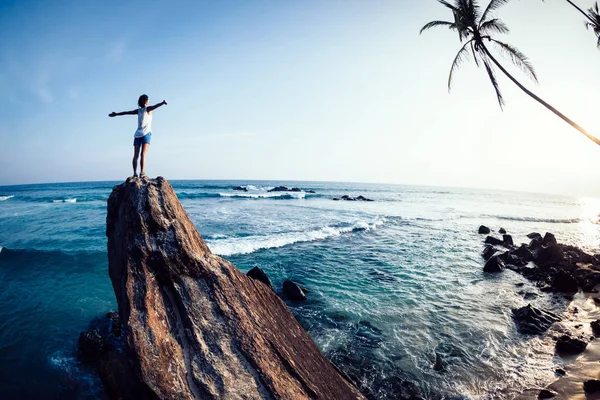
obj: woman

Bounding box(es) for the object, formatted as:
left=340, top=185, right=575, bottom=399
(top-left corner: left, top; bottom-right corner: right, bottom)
left=109, top=94, right=167, bottom=178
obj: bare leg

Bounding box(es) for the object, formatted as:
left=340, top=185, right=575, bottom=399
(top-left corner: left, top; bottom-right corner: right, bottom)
left=140, top=143, right=150, bottom=174
left=133, top=144, right=141, bottom=176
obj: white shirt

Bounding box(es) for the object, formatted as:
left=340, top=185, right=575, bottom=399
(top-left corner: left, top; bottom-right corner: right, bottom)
left=134, top=107, right=152, bottom=137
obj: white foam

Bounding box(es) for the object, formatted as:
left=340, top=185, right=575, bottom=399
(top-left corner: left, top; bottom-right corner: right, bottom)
left=52, top=198, right=77, bottom=203
left=0, top=195, right=14, bottom=201
left=207, top=220, right=385, bottom=256
left=219, top=192, right=306, bottom=199
left=489, top=215, right=581, bottom=224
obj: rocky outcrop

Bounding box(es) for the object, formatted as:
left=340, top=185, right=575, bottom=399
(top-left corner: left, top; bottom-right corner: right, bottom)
left=512, top=304, right=561, bottom=335
left=105, top=177, right=365, bottom=399
left=333, top=195, right=374, bottom=202
left=478, top=225, right=491, bottom=234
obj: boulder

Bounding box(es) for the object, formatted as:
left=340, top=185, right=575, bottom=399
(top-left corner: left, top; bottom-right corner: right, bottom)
left=538, top=389, right=557, bottom=399
left=529, top=239, right=542, bottom=251
left=246, top=266, right=273, bottom=289
left=78, top=329, right=112, bottom=363
left=498, top=228, right=506, bottom=234
left=584, top=380, right=600, bottom=393
left=478, top=225, right=491, bottom=234
left=106, top=177, right=363, bottom=399
left=551, top=270, right=579, bottom=293
left=356, top=195, right=374, bottom=202
left=556, top=335, right=588, bottom=354
left=591, top=319, right=600, bottom=336
left=503, top=234, right=514, bottom=248
left=513, top=245, right=533, bottom=263
left=484, top=255, right=505, bottom=273
left=542, top=232, right=557, bottom=246
left=482, top=244, right=496, bottom=261
left=512, top=304, right=561, bottom=335
left=268, top=186, right=290, bottom=192
left=485, top=236, right=504, bottom=246
left=290, top=187, right=302, bottom=192
left=282, top=280, right=307, bottom=301
left=527, top=232, right=543, bottom=241
left=535, top=244, right=563, bottom=264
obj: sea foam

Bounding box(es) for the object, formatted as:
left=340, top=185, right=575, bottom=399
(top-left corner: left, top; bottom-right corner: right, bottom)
left=0, top=195, right=14, bottom=201
left=207, top=220, right=384, bottom=256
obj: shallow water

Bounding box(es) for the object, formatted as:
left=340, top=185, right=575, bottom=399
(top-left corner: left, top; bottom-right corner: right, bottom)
left=0, top=180, right=598, bottom=399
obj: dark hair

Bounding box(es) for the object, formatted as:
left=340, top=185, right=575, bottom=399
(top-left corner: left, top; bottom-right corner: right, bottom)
left=138, top=94, right=148, bottom=108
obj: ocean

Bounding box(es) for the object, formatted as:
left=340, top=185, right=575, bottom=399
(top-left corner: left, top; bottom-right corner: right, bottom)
left=0, top=180, right=598, bottom=399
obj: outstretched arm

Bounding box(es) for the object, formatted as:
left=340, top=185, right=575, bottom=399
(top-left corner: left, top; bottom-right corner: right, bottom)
left=109, top=109, right=137, bottom=117
left=147, top=100, right=167, bottom=112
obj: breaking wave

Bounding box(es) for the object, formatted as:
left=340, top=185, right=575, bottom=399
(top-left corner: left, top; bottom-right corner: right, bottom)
left=485, top=215, right=581, bottom=224
left=0, top=195, right=14, bottom=201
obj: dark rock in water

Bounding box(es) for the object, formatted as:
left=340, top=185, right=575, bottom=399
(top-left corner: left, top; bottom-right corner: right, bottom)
left=356, top=195, right=374, bottom=202
left=512, top=304, right=561, bottom=334
left=584, top=380, right=600, bottom=393
left=523, top=292, right=538, bottom=300
left=542, top=232, right=557, bottom=246
left=305, top=190, right=316, bottom=194
left=98, top=350, right=148, bottom=400
left=106, top=311, right=121, bottom=338
left=551, top=270, right=578, bottom=293
left=282, top=280, right=307, bottom=301
left=247, top=266, right=272, bottom=289
left=105, top=177, right=363, bottom=399
left=478, top=225, right=491, bottom=234
left=513, top=245, right=534, bottom=262
left=333, top=198, right=340, bottom=201
left=538, top=389, right=557, bottom=399
left=515, top=282, right=525, bottom=287
left=529, top=238, right=542, bottom=251
left=290, top=187, right=302, bottom=192
left=535, top=244, right=563, bottom=264
left=482, top=244, right=496, bottom=261
left=591, top=319, right=600, bottom=336
left=268, top=186, right=290, bottom=192
left=527, top=232, right=543, bottom=241
left=503, top=234, right=514, bottom=248
left=232, top=186, right=248, bottom=192
left=78, top=329, right=113, bottom=362
left=433, top=352, right=444, bottom=372
left=484, top=255, right=505, bottom=273
left=499, top=227, right=506, bottom=234
left=555, top=368, right=566, bottom=376
left=556, top=335, right=588, bottom=354
left=485, top=236, right=504, bottom=246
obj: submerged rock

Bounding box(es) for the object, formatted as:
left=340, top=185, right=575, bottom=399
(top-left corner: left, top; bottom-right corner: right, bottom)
left=232, top=186, right=248, bottom=191
left=478, top=225, right=491, bottom=234
left=282, top=280, right=307, bottom=301
left=246, top=266, right=272, bottom=289
left=105, top=177, right=363, bottom=399
left=512, top=304, right=561, bottom=335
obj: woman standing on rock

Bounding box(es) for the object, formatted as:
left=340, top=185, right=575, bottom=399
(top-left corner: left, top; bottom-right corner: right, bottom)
left=109, top=95, right=167, bottom=178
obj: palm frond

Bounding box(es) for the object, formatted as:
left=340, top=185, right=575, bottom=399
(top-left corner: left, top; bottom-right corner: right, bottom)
left=448, top=39, right=475, bottom=90
left=482, top=57, right=504, bottom=108
left=420, top=20, right=456, bottom=34
left=490, top=39, right=538, bottom=82
left=471, top=41, right=481, bottom=67
left=438, top=0, right=458, bottom=12
left=479, top=18, right=509, bottom=35
left=480, top=0, right=509, bottom=25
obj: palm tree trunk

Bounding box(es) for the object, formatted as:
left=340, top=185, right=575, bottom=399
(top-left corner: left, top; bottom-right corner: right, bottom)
left=480, top=43, right=600, bottom=146
left=565, top=0, right=596, bottom=24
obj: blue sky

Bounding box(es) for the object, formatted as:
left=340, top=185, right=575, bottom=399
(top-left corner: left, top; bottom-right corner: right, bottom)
left=1, top=0, right=600, bottom=195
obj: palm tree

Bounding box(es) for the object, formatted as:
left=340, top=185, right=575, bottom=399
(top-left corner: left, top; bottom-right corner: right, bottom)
left=563, top=1, right=600, bottom=47
left=421, top=0, right=600, bottom=146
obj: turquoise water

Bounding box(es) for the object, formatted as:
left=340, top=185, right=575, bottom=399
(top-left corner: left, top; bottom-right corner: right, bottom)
left=1, top=180, right=599, bottom=399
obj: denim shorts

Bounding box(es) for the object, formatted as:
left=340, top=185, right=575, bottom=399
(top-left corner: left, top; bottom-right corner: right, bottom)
left=133, top=133, right=151, bottom=146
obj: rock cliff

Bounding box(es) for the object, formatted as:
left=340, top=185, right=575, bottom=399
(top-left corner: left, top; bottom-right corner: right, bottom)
left=106, top=176, right=364, bottom=399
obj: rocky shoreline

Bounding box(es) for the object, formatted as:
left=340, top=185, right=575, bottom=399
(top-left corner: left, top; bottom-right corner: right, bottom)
left=477, top=225, right=600, bottom=399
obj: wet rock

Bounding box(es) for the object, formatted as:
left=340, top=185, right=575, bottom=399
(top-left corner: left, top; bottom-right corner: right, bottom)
left=232, top=186, right=248, bottom=191
left=106, top=311, right=121, bottom=338
left=512, top=304, right=561, bottom=334
left=268, top=186, right=290, bottom=192
left=356, top=195, right=374, bottom=202
left=305, top=190, right=316, bottom=194
left=78, top=329, right=113, bottom=363
left=527, top=232, right=543, bottom=241
left=535, top=244, right=563, bottom=264
left=246, top=266, right=272, bottom=289
left=503, top=234, right=514, bottom=248
left=538, top=389, right=557, bottom=399
left=551, top=270, right=578, bottom=293
left=513, top=245, right=534, bottom=263
left=523, top=292, right=538, bottom=300
left=98, top=350, right=149, bottom=400
left=282, top=280, right=307, bottom=301
left=542, top=232, right=557, bottom=246
left=584, top=380, right=600, bottom=393
left=555, top=368, right=566, bottom=376
left=290, top=187, right=302, bottom=192
left=485, top=236, right=504, bottom=246
left=499, top=227, right=506, bottom=234
left=484, top=255, right=505, bottom=273
left=529, top=239, right=542, bottom=251
left=482, top=244, right=497, bottom=261
left=479, top=225, right=491, bottom=234
left=591, top=319, right=600, bottom=336
left=556, top=335, right=588, bottom=354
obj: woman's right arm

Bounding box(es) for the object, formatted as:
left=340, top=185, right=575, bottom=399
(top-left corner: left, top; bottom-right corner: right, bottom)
left=109, top=110, right=137, bottom=117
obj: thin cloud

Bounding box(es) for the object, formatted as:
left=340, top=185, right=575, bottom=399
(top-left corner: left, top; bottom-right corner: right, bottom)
left=107, top=40, right=127, bottom=63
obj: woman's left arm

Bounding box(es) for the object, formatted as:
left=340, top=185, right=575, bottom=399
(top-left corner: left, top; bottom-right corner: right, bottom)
left=147, top=100, right=167, bottom=112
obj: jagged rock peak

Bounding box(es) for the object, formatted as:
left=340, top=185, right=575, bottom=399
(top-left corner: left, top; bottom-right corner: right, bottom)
left=106, top=177, right=364, bottom=400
